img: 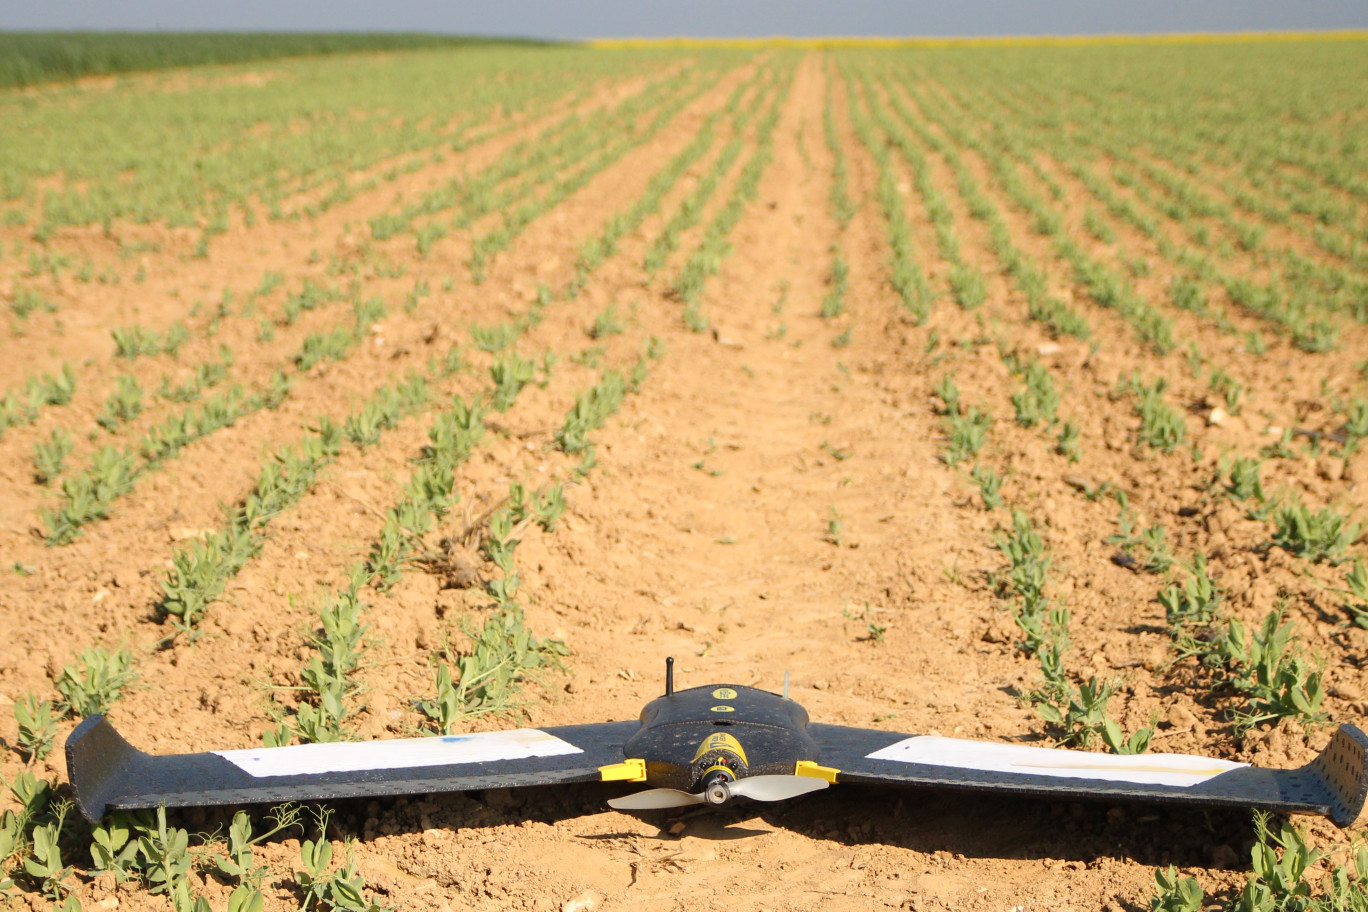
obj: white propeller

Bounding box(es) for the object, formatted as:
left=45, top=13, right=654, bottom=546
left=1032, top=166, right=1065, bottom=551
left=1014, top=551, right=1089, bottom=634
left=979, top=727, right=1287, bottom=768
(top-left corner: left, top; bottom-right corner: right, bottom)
left=608, top=788, right=705, bottom=810
left=607, top=775, right=828, bottom=810
left=728, top=775, right=829, bottom=802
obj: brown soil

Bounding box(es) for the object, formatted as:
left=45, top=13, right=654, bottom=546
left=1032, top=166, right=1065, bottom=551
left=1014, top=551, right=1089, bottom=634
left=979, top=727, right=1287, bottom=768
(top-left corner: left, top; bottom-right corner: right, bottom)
left=1, top=50, right=1366, bottom=912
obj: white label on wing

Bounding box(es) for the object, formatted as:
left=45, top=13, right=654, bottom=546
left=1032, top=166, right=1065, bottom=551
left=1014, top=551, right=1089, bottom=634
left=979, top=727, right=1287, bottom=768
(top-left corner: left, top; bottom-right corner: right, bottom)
left=215, top=729, right=582, bottom=778
left=866, top=736, right=1247, bottom=788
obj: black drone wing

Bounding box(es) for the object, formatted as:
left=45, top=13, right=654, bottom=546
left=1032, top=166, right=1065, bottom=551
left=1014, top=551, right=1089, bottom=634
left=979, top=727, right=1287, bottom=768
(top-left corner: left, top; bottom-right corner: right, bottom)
left=807, top=723, right=1368, bottom=827
left=67, top=715, right=640, bottom=822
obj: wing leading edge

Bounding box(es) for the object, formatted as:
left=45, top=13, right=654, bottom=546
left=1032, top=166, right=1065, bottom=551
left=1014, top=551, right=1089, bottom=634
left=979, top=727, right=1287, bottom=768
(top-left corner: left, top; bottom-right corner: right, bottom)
left=67, top=715, right=639, bottom=822
left=807, top=722, right=1368, bottom=827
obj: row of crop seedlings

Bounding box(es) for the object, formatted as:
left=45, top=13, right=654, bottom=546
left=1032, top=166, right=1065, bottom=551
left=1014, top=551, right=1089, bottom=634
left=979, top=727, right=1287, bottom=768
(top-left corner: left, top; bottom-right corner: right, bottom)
left=41, top=294, right=388, bottom=545
left=370, top=62, right=701, bottom=256
left=417, top=349, right=658, bottom=732
left=159, top=297, right=543, bottom=659
left=1, top=351, right=663, bottom=912
left=0, top=291, right=649, bottom=908
left=929, top=351, right=1142, bottom=748
left=983, top=74, right=1368, bottom=276
left=1048, top=111, right=1360, bottom=344
left=275, top=331, right=660, bottom=744
left=857, top=72, right=990, bottom=313
left=566, top=85, right=736, bottom=299
left=467, top=60, right=732, bottom=284
left=907, top=78, right=1182, bottom=358
left=31, top=49, right=636, bottom=249
left=941, top=340, right=1283, bottom=755
left=839, top=64, right=934, bottom=324
left=818, top=60, right=856, bottom=337
left=970, top=78, right=1361, bottom=348
left=859, top=66, right=1091, bottom=344
left=285, top=61, right=630, bottom=224
left=915, top=58, right=1368, bottom=910
left=930, top=71, right=1291, bottom=382
left=1029, top=49, right=1368, bottom=214
left=670, top=63, right=794, bottom=332
left=1009, top=69, right=1368, bottom=288
left=378, top=56, right=740, bottom=268
left=153, top=340, right=462, bottom=643
left=1115, top=144, right=1368, bottom=288
left=282, top=78, right=602, bottom=225
left=8, top=262, right=344, bottom=482
left=1108, top=160, right=1356, bottom=347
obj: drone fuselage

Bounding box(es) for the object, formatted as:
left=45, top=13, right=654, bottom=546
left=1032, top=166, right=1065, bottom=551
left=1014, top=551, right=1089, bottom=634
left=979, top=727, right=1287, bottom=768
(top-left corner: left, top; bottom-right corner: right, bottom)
left=622, top=684, right=822, bottom=793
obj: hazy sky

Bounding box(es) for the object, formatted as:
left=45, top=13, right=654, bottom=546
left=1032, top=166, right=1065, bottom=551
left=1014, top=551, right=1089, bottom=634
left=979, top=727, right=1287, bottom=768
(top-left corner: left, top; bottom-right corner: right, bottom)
left=3, top=0, right=1366, bottom=40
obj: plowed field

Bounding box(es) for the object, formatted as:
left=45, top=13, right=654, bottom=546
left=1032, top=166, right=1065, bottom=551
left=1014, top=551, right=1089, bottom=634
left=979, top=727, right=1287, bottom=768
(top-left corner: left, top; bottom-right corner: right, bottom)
left=3, top=38, right=1368, bottom=912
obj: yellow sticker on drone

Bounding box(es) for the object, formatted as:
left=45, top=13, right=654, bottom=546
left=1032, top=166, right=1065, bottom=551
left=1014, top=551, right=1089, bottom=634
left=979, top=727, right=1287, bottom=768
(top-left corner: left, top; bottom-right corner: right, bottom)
left=711, top=687, right=738, bottom=700
left=710, top=705, right=735, bottom=713
left=692, top=732, right=748, bottom=765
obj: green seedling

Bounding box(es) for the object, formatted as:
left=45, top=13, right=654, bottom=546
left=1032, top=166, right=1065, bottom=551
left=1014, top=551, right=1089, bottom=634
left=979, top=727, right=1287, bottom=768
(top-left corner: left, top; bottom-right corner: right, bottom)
left=111, top=326, right=158, bottom=358
left=1034, top=674, right=1150, bottom=753
left=1010, top=360, right=1059, bottom=428
left=490, top=352, right=536, bottom=412
left=1139, top=524, right=1175, bottom=574
left=532, top=485, right=566, bottom=532
left=995, top=510, right=1054, bottom=655
left=296, top=825, right=387, bottom=912
left=31, top=428, right=73, bottom=484
left=135, top=806, right=194, bottom=906
left=296, top=327, right=355, bottom=371
left=418, top=607, right=568, bottom=730
left=9, top=285, right=57, bottom=319
left=1211, top=611, right=1328, bottom=734
left=589, top=304, right=625, bottom=339
left=1055, top=421, right=1081, bottom=462
left=1221, top=456, right=1266, bottom=502
left=822, top=256, right=849, bottom=318
left=1149, top=865, right=1204, bottom=912
left=55, top=646, right=138, bottom=717
left=943, top=406, right=990, bottom=466
left=1160, top=553, right=1220, bottom=629
left=1271, top=501, right=1362, bottom=564
left=971, top=463, right=1004, bottom=509
left=556, top=369, right=627, bottom=454
left=97, top=374, right=145, bottom=431
left=1130, top=377, right=1185, bottom=452
left=1208, top=367, right=1244, bottom=415
left=23, top=808, right=75, bottom=904
left=934, top=374, right=960, bottom=416
left=824, top=507, right=844, bottom=546
left=213, top=805, right=302, bottom=896
left=13, top=694, right=57, bottom=763
left=949, top=263, right=986, bottom=310
left=89, top=816, right=140, bottom=884
left=1343, top=560, right=1368, bottom=629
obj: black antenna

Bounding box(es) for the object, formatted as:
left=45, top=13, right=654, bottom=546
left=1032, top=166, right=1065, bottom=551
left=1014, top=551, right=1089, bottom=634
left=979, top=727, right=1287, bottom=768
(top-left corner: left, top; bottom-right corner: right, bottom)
left=665, top=656, right=675, bottom=696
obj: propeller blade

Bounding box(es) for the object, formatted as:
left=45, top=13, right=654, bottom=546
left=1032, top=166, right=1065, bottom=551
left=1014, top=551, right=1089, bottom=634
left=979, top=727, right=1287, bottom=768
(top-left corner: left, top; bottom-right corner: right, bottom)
left=728, top=775, right=830, bottom=802
left=608, top=788, right=707, bottom=810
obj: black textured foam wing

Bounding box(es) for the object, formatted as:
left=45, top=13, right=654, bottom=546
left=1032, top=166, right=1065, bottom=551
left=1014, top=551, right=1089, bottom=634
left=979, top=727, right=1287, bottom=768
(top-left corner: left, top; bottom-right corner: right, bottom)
left=808, top=723, right=1368, bottom=827
left=68, top=715, right=637, bottom=822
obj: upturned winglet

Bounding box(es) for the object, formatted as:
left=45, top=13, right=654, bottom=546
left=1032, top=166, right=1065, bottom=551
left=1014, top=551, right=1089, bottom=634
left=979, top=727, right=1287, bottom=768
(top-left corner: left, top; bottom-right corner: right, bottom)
left=1308, top=723, right=1368, bottom=827
left=66, top=714, right=147, bottom=822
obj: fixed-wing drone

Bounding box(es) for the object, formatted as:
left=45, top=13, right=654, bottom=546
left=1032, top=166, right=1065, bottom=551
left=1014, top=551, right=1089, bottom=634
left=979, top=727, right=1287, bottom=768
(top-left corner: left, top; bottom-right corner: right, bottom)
left=68, top=659, right=1368, bottom=827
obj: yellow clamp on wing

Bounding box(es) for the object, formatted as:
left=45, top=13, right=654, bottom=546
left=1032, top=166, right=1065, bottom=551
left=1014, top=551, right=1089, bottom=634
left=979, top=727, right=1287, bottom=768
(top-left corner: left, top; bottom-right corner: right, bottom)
left=794, top=760, right=839, bottom=783
left=599, top=759, right=648, bottom=782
